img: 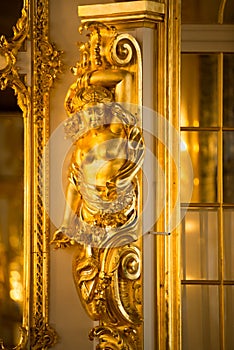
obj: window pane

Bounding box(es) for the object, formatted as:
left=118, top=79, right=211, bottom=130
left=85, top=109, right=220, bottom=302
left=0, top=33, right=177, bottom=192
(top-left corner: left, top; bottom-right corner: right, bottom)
left=224, top=209, right=234, bottom=280
left=182, top=0, right=221, bottom=24
left=223, top=54, right=234, bottom=127
left=181, top=131, right=218, bottom=203
left=181, top=54, right=219, bottom=127
left=223, top=131, right=234, bottom=203
left=224, top=286, right=234, bottom=349
left=181, top=209, right=218, bottom=280
left=182, top=285, right=220, bottom=350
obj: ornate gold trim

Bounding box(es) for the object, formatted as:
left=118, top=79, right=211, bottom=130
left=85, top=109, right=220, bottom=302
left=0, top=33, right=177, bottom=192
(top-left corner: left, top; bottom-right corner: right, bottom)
left=52, top=22, right=144, bottom=349
left=0, top=2, right=30, bottom=349
left=1, top=0, right=61, bottom=348
left=30, top=0, right=61, bottom=348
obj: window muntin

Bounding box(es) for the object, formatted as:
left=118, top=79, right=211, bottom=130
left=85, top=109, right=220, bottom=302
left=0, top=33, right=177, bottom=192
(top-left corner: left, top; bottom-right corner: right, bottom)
left=181, top=45, right=234, bottom=350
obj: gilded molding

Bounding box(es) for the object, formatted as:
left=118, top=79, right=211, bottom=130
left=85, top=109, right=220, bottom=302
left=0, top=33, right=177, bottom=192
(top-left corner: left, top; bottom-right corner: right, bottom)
left=0, top=3, right=30, bottom=349
left=30, top=0, right=61, bottom=348
left=32, top=0, right=62, bottom=123
left=78, top=1, right=165, bottom=29
left=0, top=0, right=61, bottom=348
left=0, top=328, right=28, bottom=350
left=52, top=22, right=143, bottom=349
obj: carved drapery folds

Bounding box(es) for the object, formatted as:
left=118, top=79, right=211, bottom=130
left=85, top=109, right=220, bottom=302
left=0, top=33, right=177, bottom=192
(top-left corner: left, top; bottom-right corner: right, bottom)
left=52, top=22, right=144, bottom=348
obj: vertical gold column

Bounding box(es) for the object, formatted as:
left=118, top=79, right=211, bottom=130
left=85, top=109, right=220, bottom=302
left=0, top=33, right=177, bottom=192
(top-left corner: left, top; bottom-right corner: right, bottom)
left=156, top=0, right=181, bottom=349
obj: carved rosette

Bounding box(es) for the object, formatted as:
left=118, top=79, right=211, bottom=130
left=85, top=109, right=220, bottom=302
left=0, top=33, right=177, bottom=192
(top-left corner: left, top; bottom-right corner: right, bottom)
left=53, top=22, right=143, bottom=349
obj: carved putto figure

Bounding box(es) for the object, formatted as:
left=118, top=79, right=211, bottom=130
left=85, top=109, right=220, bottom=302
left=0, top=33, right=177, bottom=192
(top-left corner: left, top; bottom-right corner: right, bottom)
left=52, top=22, right=144, bottom=349
left=54, top=86, right=144, bottom=247
left=52, top=22, right=144, bottom=247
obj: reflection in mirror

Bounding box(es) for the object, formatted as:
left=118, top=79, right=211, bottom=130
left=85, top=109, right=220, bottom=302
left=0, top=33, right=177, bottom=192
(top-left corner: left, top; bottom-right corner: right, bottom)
left=0, top=88, right=24, bottom=347
left=0, top=1, right=24, bottom=38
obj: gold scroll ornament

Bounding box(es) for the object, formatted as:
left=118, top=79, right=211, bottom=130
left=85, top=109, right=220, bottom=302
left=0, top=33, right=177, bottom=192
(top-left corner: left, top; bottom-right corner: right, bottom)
left=52, top=22, right=144, bottom=349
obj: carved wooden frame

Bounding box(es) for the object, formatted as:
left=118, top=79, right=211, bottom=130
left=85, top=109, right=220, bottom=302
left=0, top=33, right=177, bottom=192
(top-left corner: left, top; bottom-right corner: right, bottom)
left=0, top=0, right=60, bottom=348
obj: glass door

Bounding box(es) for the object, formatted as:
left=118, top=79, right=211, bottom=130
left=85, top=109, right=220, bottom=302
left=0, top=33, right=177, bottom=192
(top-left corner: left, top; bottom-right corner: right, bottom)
left=181, top=2, right=234, bottom=348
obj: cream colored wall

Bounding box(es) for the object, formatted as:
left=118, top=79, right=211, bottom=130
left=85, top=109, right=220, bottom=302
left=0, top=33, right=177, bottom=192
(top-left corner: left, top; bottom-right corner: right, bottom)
left=49, top=1, right=114, bottom=349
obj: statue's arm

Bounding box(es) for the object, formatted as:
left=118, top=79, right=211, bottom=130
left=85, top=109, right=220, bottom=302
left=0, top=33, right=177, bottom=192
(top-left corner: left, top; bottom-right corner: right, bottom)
left=90, top=69, right=132, bottom=103
left=51, top=167, right=81, bottom=249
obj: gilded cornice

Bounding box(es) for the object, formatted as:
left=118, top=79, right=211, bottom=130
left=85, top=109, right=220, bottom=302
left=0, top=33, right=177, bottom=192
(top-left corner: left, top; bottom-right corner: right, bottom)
left=78, top=1, right=165, bottom=29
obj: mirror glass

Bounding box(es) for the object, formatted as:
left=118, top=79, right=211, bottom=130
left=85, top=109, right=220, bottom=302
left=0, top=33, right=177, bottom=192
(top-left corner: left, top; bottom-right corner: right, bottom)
left=0, top=87, right=24, bottom=347
left=0, top=1, right=25, bottom=346
left=0, top=1, right=23, bottom=38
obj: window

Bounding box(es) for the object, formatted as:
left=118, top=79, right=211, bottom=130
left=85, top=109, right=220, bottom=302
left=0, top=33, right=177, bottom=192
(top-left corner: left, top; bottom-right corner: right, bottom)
left=181, top=2, right=234, bottom=349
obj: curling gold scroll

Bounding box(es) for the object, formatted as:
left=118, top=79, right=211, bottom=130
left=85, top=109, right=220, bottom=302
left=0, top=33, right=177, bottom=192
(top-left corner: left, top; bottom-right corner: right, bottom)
left=52, top=22, right=144, bottom=349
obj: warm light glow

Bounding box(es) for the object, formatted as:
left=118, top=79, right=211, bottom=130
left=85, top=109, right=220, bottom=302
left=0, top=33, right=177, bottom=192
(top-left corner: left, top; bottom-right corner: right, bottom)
left=181, top=108, right=187, bottom=126
left=180, top=140, right=188, bottom=151
left=193, top=120, right=199, bottom=127
left=9, top=234, right=20, bottom=249
left=185, top=219, right=197, bottom=234
left=193, top=178, right=199, bottom=186
left=193, top=144, right=199, bottom=152
left=9, top=269, right=23, bottom=302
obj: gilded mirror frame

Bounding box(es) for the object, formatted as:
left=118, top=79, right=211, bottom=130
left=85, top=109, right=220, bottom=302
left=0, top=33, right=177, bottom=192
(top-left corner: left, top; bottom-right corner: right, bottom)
left=0, top=0, right=60, bottom=348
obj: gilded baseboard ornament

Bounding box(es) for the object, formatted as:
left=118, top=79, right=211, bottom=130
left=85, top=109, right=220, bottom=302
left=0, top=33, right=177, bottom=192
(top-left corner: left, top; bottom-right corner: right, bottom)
left=52, top=22, right=144, bottom=348
left=30, top=0, right=61, bottom=348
